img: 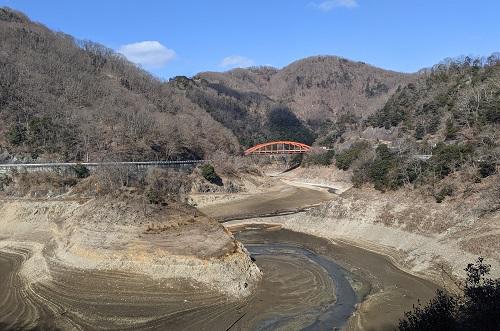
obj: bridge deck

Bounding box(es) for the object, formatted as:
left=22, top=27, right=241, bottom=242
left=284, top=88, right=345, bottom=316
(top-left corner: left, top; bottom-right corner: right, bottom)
left=0, top=160, right=206, bottom=175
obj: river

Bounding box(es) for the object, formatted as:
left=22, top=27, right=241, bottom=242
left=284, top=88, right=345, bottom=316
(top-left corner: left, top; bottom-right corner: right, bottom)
left=0, top=183, right=438, bottom=330
left=0, top=223, right=437, bottom=330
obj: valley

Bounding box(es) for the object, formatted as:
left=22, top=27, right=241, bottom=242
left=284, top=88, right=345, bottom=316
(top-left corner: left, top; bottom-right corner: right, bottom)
left=0, top=176, right=442, bottom=331
left=0, top=6, right=499, bottom=331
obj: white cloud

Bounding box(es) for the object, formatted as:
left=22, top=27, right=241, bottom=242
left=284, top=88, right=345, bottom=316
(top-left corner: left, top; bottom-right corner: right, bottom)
left=219, top=55, right=255, bottom=68
left=118, top=41, right=175, bottom=68
left=314, top=0, right=358, bottom=11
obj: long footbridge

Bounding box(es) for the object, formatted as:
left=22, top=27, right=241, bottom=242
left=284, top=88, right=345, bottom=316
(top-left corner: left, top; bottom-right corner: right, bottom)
left=0, top=160, right=206, bottom=175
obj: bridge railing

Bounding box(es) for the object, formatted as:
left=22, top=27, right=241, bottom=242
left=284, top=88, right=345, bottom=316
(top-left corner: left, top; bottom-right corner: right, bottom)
left=0, top=160, right=207, bottom=175
left=244, top=141, right=311, bottom=155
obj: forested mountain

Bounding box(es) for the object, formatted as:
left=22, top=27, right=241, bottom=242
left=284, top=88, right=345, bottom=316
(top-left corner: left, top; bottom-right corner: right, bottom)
left=198, top=56, right=412, bottom=129
left=332, top=56, right=500, bottom=194
left=178, top=56, right=413, bottom=148
left=0, top=7, right=240, bottom=162
left=1, top=7, right=408, bottom=162
left=1, top=5, right=498, bottom=180
left=0, top=7, right=329, bottom=161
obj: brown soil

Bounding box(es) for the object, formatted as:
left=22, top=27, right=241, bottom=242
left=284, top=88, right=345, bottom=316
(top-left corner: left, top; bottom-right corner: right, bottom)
left=200, top=181, right=334, bottom=221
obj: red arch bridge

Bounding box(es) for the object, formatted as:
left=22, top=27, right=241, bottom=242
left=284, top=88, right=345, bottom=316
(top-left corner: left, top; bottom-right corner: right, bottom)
left=244, top=141, right=312, bottom=156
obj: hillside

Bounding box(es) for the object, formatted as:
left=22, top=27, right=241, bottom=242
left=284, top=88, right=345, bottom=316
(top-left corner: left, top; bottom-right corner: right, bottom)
left=198, top=56, right=413, bottom=129
left=175, top=76, right=316, bottom=147
left=327, top=56, right=500, bottom=201
left=0, top=8, right=240, bottom=163
left=0, top=7, right=418, bottom=161
left=1, top=6, right=498, bottom=181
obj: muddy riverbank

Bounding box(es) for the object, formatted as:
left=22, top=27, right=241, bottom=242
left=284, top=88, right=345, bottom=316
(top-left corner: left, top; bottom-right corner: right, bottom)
left=0, top=178, right=452, bottom=330
left=231, top=224, right=439, bottom=331
left=0, top=223, right=437, bottom=331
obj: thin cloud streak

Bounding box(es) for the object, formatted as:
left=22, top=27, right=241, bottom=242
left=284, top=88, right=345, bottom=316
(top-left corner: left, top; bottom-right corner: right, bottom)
left=219, top=55, right=255, bottom=68
left=313, top=0, right=359, bottom=12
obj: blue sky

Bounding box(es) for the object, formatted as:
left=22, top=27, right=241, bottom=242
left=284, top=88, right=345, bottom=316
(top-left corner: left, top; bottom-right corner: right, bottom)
left=2, top=0, right=499, bottom=79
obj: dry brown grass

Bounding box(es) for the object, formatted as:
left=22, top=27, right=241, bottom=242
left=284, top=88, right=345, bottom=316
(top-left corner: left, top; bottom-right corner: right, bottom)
left=3, top=171, right=77, bottom=197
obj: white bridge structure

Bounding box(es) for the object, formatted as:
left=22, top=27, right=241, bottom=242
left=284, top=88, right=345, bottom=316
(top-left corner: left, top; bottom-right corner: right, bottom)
left=0, top=160, right=206, bottom=175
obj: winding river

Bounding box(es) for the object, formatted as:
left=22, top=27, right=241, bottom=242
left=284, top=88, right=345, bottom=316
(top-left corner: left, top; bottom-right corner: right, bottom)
left=0, top=183, right=438, bottom=330
left=0, top=224, right=437, bottom=331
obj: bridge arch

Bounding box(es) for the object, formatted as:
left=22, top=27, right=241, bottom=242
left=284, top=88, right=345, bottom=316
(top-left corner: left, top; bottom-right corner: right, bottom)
left=244, top=141, right=312, bottom=156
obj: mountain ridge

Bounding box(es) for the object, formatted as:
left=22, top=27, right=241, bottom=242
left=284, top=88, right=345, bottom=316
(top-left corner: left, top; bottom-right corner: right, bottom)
left=197, top=55, right=414, bottom=128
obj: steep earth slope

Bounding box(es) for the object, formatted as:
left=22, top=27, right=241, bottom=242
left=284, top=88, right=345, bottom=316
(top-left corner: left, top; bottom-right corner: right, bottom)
left=0, top=8, right=239, bottom=163
left=0, top=195, right=261, bottom=298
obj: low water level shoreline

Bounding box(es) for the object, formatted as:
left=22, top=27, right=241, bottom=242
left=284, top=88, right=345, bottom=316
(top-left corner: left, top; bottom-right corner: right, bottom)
left=0, top=223, right=438, bottom=331
left=230, top=223, right=440, bottom=331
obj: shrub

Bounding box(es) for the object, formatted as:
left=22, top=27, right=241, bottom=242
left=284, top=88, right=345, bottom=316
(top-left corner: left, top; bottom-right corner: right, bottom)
left=6, top=124, right=26, bottom=145
left=90, top=166, right=131, bottom=194
left=349, top=143, right=417, bottom=191
left=367, top=144, right=396, bottom=191
left=399, top=290, right=458, bottom=331
left=351, top=160, right=371, bottom=187
left=335, top=141, right=370, bottom=170
left=398, top=258, right=500, bottom=331
left=430, top=143, right=473, bottom=178
left=209, top=150, right=260, bottom=176
left=145, top=188, right=162, bottom=204
left=434, top=185, right=454, bottom=203
left=484, top=107, right=500, bottom=123
left=290, top=153, right=304, bottom=167
left=414, top=124, right=425, bottom=140
left=303, top=149, right=335, bottom=167
left=445, top=118, right=459, bottom=140
left=4, top=171, right=77, bottom=197
left=0, top=174, right=11, bottom=191
left=479, top=161, right=496, bottom=178
left=199, top=163, right=222, bottom=185
left=71, top=164, right=90, bottom=178
left=145, top=168, right=192, bottom=203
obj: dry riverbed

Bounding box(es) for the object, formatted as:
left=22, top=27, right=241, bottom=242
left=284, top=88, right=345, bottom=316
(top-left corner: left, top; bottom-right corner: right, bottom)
left=2, top=171, right=487, bottom=330
left=197, top=177, right=443, bottom=330
left=0, top=194, right=261, bottom=330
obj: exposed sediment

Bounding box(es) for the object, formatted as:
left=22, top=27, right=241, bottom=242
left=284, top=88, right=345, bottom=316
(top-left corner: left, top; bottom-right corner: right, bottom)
left=230, top=224, right=439, bottom=331
left=208, top=169, right=499, bottom=282
left=0, top=196, right=262, bottom=329
left=0, top=226, right=347, bottom=330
